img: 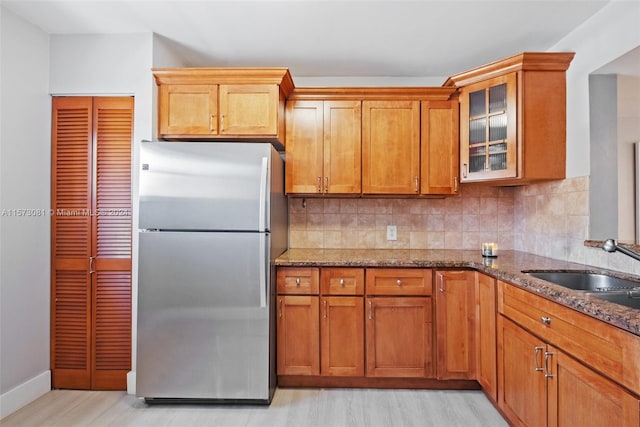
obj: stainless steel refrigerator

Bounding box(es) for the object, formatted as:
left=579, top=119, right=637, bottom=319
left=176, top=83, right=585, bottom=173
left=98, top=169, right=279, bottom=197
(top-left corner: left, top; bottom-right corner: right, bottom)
left=135, top=141, right=287, bottom=403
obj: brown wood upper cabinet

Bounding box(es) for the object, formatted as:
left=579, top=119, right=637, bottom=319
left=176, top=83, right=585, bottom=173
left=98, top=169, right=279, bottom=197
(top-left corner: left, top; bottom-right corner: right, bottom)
left=362, top=100, right=421, bottom=194
left=421, top=100, right=460, bottom=195
left=284, top=87, right=457, bottom=196
left=445, top=52, right=575, bottom=184
left=153, top=68, right=294, bottom=144
left=285, top=100, right=362, bottom=194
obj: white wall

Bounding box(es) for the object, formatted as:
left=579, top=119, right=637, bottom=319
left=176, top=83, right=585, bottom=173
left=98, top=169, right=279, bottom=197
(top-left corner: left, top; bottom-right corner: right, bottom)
left=0, top=6, right=52, bottom=418
left=550, top=0, right=640, bottom=179
left=617, top=75, right=640, bottom=242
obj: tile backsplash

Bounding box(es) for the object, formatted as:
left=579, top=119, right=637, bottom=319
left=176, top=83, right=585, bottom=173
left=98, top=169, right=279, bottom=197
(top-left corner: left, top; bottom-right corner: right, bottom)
left=288, top=175, right=640, bottom=275
left=288, top=185, right=516, bottom=251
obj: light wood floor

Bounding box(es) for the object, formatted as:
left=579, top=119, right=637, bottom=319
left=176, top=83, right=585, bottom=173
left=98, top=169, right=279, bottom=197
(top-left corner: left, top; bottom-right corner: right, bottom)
left=1, top=388, right=508, bottom=426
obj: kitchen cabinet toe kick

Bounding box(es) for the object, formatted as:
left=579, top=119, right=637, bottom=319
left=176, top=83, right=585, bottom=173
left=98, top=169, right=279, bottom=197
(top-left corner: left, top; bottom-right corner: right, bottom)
left=277, top=376, right=481, bottom=390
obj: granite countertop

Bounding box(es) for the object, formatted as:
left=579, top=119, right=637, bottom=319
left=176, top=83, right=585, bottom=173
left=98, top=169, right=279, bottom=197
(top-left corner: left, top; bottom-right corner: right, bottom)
left=276, top=249, right=640, bottom=337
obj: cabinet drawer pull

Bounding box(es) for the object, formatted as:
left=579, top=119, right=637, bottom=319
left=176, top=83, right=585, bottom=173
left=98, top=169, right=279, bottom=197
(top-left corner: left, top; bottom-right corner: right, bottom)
left=324, top=176, right=329, bottom=193
left=220, top=114, right=225, bottom=131
left=368, top=300, right=373, bottom=319
left=279, top=299, right=283, bottom=318
left=339, top=279, right=345, bottom=287
left=453, top=176, right=459, bottom=193
left=396, top=279, right=402, bottom=286
left=541, top=317, right=552, bottom=325
left=317, top=177, right=322, bottom=193
left=463, top=163, right=468, bottom=178
left=323, top=300, right=327, bottom=319
left=544, top=351, right=554, bottom=378
left=295, top=277, right=300, bottom=286
left=414, top=176, right=419, bottom=193
left=209, top=114, right=215, bottom=131
left=534, top=346, right=544, bottom=372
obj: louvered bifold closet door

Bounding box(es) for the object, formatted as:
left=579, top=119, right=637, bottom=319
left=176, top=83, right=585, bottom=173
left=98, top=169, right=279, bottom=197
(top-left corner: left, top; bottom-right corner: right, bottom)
left=51, top=96, right=133, bottom=390
left=51, top=97, right=93, bottom=389
left=91, top=97, right=133, bottom=389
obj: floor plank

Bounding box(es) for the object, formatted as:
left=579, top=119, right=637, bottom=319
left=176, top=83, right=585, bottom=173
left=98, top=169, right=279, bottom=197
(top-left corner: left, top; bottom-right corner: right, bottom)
left=1, top=388, right=508, bottom=426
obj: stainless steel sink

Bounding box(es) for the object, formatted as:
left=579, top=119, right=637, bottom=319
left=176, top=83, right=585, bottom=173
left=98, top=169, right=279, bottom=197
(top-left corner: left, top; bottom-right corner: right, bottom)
left=523, top=270, right=640, bottom=310
left=586, top=291, right=640, bottom=310
left=523, top=271, right=640, bottom=292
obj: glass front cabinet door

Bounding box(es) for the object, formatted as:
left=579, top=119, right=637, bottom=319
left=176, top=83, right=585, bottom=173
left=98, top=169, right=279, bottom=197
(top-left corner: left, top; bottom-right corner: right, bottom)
left=460, top=73, right=517, bottom=182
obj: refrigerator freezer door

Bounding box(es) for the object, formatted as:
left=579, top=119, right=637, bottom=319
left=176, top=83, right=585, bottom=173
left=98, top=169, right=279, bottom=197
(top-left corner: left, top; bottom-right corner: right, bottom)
left=136, top=231, right=272, bottom=400
left=139, top=141, right=272, bottom=231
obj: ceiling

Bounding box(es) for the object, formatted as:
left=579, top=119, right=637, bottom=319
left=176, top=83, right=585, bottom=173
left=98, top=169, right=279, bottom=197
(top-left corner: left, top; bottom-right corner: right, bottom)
left=4, top=0, right=635, bottom=82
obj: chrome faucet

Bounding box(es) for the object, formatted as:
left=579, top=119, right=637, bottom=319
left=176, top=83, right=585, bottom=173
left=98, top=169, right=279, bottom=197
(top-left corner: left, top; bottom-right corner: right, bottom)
left=602, top=239, right=640, bottom=262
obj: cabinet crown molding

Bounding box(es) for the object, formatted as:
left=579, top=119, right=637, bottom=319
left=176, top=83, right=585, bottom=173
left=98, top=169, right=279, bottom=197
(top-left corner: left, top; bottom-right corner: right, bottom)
left=152, top=67, right=295, bottom=97
left=288, top=86, right=457, bottom=101
left=443, top=52, right=575, bottom=87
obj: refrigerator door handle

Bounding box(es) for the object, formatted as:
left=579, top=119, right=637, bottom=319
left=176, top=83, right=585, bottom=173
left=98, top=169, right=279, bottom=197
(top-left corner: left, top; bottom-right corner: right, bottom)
left=259, top=233, right=267, bottom=308
left=258, top=157, right=269, bottom=232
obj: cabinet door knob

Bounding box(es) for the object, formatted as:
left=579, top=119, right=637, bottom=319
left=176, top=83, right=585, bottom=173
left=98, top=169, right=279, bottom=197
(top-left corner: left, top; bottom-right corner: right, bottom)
left=295, top=277, right=300, bottom=286
left=541, top=317, right=552, bottom=325
left=396, top=279, right=402, bottom=286
left=339, top=279, right=345, bottom=286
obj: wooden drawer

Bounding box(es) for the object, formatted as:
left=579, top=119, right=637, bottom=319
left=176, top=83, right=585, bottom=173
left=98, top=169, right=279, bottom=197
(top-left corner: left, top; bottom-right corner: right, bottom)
left=277, top=267, right=319, bottom=295
left=321, top=268, right=365, bottom=295
left=365, top=268, right=432, bottom=296
left=498, top=280, right=640, bottom=395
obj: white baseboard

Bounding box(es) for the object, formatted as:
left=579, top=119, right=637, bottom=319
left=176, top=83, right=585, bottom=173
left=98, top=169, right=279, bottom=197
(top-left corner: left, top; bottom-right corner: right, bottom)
left=126, top=371, right=136, bottom=395
left=0, top=370, right=51, bottom=420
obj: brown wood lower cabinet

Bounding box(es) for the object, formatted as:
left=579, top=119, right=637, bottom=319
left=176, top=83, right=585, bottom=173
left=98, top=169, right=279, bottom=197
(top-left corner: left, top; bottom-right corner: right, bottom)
left=435, top=270, right=475, bottom=380
left=498, top=281, right=640, bottom=427
left=277, top=267, right=438, bottom=384
left=498, top=315, right=640, bottom=427
left=321, top=296, right=364, bottom=376
left=498, top=316, right=547, bottom=427
left=476, top=274, right=498, bottom=402
left=366, top=296, right=433, bottom=378
left=277, top=295, right=319, bottom=375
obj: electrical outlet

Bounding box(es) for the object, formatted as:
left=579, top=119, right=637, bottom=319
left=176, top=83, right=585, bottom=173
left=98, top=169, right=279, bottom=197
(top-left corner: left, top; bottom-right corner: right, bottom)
left=386, top=225, right=397, bottom=241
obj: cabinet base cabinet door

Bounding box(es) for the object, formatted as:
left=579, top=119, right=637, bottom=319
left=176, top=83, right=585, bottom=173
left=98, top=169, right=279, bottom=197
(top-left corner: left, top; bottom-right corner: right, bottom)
left=548, top=347, right=640, bottom=427
left=476, top=274, right=497, bottom=401
left=435, top=270, right=476, bottom=380
left=321, top=297, right=364, bottom=376
left=366, top=297, right=432, bottom=378
left=498, top=316, right=547, bottom=427
left=277, top=296, right=319, bottom=376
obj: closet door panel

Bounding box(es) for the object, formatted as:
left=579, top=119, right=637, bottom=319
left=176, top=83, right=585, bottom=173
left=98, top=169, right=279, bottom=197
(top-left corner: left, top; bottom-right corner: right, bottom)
left=91, top=97, right=133, bottom=389
left=51, top=96, right=93, bottom=389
